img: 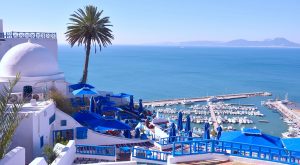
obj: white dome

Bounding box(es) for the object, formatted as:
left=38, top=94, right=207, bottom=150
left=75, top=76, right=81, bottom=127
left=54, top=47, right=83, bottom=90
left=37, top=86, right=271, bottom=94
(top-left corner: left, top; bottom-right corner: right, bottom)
left=0, top=41, right=61, bottom=77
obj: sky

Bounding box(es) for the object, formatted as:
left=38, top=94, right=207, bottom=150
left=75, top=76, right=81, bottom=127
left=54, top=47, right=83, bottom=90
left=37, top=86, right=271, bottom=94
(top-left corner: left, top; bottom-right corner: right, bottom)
left=0, top=0, right=299, bottom=45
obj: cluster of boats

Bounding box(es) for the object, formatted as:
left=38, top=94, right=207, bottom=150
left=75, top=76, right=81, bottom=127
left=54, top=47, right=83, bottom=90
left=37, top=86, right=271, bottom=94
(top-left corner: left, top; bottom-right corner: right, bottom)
left=155, top=102, right=263, bottom=116
left=154, top=102, right=265, bottom=125
left=165, top=115, right=254, bottom=125
left=282, top=118, right=300, bottom=138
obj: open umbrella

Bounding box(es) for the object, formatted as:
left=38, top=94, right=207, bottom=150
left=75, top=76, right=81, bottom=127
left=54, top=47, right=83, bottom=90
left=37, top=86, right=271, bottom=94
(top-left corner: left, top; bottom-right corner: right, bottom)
left=177, top=111, right=183, bottom=132
left=138, top=99, right=144, bottom=113
left=72, top=87, right=98, bottom=95
left=216, top=125, right=222, bottom=140
left=89, top=96, right=95, bottom=113
left=204, top=123, right=210, bottom=140
left=69, top=83, right=94, bottom=90
left=185, top=115, right=191, bottom=133
left=72, top=87, right=98, bottom=105
left=169, top=123, right=176, bottom=142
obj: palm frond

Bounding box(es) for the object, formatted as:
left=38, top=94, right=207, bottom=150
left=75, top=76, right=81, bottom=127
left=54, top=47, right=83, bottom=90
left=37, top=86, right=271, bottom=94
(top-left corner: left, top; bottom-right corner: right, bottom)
left=0, top=74, right=23, bottom=159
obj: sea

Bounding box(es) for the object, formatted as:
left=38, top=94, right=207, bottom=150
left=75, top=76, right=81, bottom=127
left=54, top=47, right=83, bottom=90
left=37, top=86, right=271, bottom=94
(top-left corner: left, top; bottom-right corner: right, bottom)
left=58, top=45, right=300, bottom=136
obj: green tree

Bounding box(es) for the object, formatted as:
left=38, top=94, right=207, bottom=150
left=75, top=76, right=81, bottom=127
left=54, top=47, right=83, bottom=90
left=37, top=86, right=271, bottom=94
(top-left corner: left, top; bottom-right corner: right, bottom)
left=0, top=74, right=23, bottom=158
left=65, top=5, right=114, bottom=83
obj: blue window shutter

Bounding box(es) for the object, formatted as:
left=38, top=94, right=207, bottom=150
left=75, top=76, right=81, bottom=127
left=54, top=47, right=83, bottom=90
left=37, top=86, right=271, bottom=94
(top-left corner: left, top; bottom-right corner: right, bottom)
left=60, top=120, right=67, bottom=126
left=40, top=136, right=44, bottom=148
left=76, top=127, right=88, bottom=139
left=49, top=114, right=55, bottom=125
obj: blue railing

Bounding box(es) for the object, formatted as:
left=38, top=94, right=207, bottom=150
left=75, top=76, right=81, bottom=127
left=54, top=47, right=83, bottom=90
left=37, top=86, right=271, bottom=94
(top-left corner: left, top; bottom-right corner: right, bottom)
left=132, top=147, right=170, bottom=162
left=76, top=145, right=116, bottom=156
left=2, top=31, right=56, bottom=39
left=158, top=136, right=203, bottom=145
left=172, top=140, right=300, bottom=164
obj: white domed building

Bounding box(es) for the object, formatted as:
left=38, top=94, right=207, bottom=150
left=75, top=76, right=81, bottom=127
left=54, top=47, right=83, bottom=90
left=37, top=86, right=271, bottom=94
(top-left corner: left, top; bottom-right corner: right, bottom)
left=0, top=40, right=67, bottom=95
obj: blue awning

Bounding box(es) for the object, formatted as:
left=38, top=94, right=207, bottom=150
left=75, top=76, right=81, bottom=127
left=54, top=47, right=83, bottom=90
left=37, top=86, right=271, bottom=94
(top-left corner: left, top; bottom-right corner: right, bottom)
left=281, top=138, right=300, bottom=152
left=219, top=130, right=284, bottom=148
left=73, top=112, right=131, bottom=131
left=242, top=128, right=262, bottom=135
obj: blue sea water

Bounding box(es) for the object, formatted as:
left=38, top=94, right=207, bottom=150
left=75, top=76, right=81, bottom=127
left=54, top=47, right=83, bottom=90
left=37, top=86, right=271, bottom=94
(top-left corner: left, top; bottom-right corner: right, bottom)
left=58, top=46, right=300, bottom=102
left=58, top=46, right=300, bottom=136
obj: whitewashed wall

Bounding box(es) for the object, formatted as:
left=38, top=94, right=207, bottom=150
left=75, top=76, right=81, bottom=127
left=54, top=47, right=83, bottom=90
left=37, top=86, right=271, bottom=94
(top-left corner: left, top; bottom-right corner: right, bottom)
left=29, top=157, right=48, bottom=165
left=10, top=101, right=56, bottom=163
left=51, top=140, right=76, bottom=165
left=0, top=147, right=25, bottom=165
left=54, top=109, right=81, bottom=131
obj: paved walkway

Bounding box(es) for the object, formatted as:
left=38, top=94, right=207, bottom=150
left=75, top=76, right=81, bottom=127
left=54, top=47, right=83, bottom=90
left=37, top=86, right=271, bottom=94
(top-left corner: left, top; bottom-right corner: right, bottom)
left=208, top=103, right=219, bottom=129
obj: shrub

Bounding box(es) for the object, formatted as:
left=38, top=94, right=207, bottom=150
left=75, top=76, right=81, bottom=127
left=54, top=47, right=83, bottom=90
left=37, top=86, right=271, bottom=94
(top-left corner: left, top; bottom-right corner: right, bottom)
left=49, top=88, right=78, bottom=115
left=43, top=145, right=58, bottom=164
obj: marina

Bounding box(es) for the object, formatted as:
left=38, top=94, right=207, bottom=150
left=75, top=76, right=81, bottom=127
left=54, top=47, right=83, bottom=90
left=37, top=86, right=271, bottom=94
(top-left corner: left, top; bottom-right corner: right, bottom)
left=156, top=101, right=261, bottom=129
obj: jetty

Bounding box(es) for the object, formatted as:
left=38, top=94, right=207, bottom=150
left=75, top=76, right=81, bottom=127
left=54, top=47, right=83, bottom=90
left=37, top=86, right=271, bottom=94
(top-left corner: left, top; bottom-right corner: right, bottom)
left=144, top=91, right=271, bottom=106
left=208, top=103, right=219, bottom=129
left=264, top=100, right=300, bottom=127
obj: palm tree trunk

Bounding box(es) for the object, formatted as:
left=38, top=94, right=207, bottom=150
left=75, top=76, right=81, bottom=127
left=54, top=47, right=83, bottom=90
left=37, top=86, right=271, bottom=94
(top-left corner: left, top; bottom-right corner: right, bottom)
left=81, top=38, right=91, bottom=83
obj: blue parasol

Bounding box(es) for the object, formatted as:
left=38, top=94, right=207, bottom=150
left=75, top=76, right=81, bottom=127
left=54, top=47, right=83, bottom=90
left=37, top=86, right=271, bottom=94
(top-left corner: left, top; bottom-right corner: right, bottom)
left=216, top=125, right=222, bottom=140
left=177, top=111, right=183, bottom=132
left=138, top=99, right=144, bottom=113
left=204, top=122, right=210, bottom=140
left=69, top=83, right=94, bottom=90
left=72, top=87, right=98, bottom=105
left=169, top=123, right=176, bottom=142
left=185, top=115, right=191, bottom=133
left=72, top=87, right=98, bottom=96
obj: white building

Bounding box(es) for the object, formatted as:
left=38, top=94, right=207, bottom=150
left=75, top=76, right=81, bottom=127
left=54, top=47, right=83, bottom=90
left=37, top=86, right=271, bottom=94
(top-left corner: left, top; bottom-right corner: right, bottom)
left=0, top=19, right=147, bottom=164
left=0, top=19, right=68, bottom=163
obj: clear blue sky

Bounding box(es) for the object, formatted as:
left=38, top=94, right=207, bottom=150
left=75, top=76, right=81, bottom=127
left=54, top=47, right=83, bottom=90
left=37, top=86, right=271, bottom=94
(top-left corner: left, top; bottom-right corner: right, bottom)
left=0, top=0, right=299, bottom=44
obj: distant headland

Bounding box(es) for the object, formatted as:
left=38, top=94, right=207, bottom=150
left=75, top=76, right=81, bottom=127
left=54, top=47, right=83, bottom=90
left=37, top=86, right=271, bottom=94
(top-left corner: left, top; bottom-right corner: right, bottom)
left=158, top=38, right=300, bottom=48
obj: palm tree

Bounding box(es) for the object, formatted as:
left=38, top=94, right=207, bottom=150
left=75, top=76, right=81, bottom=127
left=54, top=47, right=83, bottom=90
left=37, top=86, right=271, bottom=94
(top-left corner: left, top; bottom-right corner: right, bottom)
left=65, top=5, right=114, bottom=83
left=0, top=74, right=23, bottom=158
